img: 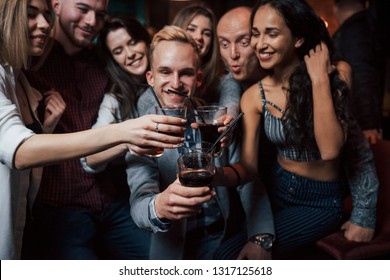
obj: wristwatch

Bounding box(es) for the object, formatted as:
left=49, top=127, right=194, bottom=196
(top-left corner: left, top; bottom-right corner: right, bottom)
left=249, top=234, right=274, bottom=250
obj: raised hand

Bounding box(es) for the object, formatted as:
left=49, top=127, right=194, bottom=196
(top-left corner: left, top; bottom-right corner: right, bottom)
left=121, top=114, right=186, bottom=149
left=304, top=42, right=332, bottom=84
left=42, top=89, right=66, bottom=133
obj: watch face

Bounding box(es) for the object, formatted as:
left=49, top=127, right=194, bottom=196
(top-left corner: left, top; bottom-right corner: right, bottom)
left=261, top=237, right=273, bottom=250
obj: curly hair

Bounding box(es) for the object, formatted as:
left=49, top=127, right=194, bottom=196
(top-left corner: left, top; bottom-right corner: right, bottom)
left=251, top=0, right=351, bottom=146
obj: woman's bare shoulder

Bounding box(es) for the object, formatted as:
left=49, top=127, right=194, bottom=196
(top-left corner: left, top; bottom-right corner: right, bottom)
left=242, top=82, right=259, bottom=101
left=241, top=81, right=263, bottom=113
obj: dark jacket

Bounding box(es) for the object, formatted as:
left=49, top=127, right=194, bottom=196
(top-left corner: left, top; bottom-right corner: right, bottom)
left=333, top=10, right=383, bottom=130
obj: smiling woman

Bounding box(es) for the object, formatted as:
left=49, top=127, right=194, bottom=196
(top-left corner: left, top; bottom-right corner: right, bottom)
left=80, top=15, right=155, bottom=168
left=0, top=1, right=186, bottom=259
left=0, top=0, right=63, bottom=260
left=98, top=15, right=152, bottom=118
left=171, top=4, right=223, bottom=102
left=215, top=0, right=378, bottom=260
left=28, top=0, right=53, bottom=56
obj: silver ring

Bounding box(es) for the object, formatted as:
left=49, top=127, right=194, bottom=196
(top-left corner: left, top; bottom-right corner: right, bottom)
left=155, top=123, right=160, bottom=133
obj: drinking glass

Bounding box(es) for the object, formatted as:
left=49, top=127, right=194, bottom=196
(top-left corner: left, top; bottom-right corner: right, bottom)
left=181, top=141, right=215, bottom=155
left=177, top=150, right=215, bottom=188
left=156, top=105, right=187, bottom=141
left=196, top=105, right=227, bottom=157
left=145, top=105, right=187, bottom=158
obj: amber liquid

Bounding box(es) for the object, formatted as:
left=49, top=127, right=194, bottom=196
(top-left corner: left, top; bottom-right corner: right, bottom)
left=179, top=170, right=214, bottom=187
left=145, top=147, right=164, bottom=158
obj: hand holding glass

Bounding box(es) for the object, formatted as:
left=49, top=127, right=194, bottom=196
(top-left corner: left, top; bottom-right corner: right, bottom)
left=145, top=105, right=187, bottom=157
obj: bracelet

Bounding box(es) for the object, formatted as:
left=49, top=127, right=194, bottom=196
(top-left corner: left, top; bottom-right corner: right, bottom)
left=226, top=164, right=241, bottom=186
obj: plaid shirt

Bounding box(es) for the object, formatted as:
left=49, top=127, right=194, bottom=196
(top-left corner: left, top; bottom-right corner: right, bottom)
left=25, top=42, right=115, bottom=212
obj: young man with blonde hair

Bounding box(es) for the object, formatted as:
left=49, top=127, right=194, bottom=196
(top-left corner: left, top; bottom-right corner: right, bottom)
left=128, top=25, right=274, bottom=260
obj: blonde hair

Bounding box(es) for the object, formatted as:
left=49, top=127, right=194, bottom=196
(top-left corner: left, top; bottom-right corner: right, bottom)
left=149, top=25, right=200, bottom=68
left=0, top=0, right=29, bottom=69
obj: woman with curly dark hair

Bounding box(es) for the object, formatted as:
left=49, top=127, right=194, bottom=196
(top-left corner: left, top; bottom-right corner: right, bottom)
left=214, top=0, right=377, bottom=259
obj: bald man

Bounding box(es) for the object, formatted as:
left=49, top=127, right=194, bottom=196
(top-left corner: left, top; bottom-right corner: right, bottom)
left=217, top=6, right=264, bottom=90
left=214, top=6, right=276, bottom=261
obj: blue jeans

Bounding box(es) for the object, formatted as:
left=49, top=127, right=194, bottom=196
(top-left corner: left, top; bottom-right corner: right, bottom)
left=214, top=164, right=344, bottom=259
left=22, top=199, right=150, bottom=260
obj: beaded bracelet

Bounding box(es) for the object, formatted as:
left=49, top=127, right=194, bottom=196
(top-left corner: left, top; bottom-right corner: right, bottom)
left=226, top=164, right=241, bottom=186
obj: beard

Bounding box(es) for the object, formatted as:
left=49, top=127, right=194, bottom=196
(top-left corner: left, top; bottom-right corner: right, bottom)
left=58, top=15, right=94, bottom=49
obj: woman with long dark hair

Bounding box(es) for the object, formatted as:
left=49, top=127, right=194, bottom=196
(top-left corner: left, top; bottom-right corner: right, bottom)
left=82, top=15, right=155, bottom=169
left=215, top=0, right=377, bottom=259
left=99, top=15, right=151, bottom=118
left=0, top=2, right=184, bottom=259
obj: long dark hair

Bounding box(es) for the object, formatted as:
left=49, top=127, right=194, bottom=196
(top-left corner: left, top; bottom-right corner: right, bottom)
left=99, top=15, right=151, bottom=119
left=251, top=0, right=350, bottom=146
